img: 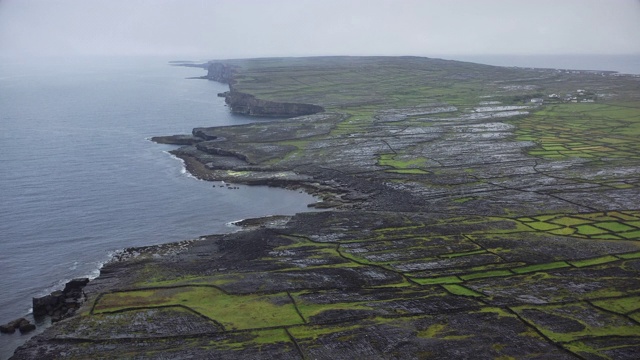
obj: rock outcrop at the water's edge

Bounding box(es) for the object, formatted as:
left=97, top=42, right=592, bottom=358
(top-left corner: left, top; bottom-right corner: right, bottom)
left=31, top=278, right=89, bottom=323
left=0, top=318, right=35, bottom=334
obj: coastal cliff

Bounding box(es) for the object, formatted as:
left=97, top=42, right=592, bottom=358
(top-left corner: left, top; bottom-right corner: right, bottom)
left=206, top=62, right=325, bottom=117
left=11, top=56, right=640, bottom=359
left=205, top=62, right=236, bottom=84
left=223, top=91, right=324, bottom=117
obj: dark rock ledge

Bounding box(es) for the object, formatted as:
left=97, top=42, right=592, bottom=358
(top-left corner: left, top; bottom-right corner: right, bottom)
left=32, top=278, right=89, bottom=323
left=0, top=319, right=34, bottom=335
left=1, top=278, right=89, bottom=337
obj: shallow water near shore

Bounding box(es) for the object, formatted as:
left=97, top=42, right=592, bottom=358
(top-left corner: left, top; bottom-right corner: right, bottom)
left=0, top=56, right=319, bottom=357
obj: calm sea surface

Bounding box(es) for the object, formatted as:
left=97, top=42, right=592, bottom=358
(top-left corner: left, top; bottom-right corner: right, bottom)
left=0, top=57, right=320, bottom=357
left=1, top=54, right=638, bottom=358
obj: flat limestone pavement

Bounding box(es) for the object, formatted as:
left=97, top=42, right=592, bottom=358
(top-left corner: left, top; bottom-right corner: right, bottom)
left=12, top=57, right=640, bottom=359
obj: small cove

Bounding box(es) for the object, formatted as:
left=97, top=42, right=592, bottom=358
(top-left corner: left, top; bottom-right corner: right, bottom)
left=0, top=56, right=319, bottom=357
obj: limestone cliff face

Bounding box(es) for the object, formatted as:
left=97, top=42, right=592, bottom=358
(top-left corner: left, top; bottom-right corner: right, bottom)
left=206, top=62, right=324, bottom=117
left=206, top=62, right=236, bottom=84
left=223, top=91, right=324, bottom=117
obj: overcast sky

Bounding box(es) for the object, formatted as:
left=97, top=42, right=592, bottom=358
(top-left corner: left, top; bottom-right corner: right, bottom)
left=1, top=0, right=639, bottom=59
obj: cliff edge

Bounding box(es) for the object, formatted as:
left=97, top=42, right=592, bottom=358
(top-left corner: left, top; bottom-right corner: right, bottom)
left=207, top=62, right=325, bottom=117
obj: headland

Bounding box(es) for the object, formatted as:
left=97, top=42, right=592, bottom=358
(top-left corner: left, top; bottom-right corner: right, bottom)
left=11, top=56, right=640, bottom=359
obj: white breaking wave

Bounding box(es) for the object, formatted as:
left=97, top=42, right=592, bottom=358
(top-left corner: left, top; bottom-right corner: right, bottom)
left=226, top=219, right=244, bottom=227
left=163, top=151, right=201, bottom=181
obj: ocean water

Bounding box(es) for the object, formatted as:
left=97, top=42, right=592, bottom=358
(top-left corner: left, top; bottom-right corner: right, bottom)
left=0, top=57, right=320, bottom=357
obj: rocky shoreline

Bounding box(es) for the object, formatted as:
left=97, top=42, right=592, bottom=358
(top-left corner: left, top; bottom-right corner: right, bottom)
left=1, top=278, right=88, bottom=339
left=8, top=56, right=640, bottom=359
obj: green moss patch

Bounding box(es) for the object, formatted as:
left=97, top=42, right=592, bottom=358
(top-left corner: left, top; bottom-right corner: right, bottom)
left=94, top=286, right=304, bottom=330
left=460, top=270, right=513, bottom=281
left=591, top=296, right=640, bottom=315
left=617, top=251, right=640, bottom=259
left=386, top=168, right=429, bottom=174
left=525, top=222, right=562, bottom=231
left=569, top=255, right=619, bottom=268
left=411, top=276, right=463, bottom=285
left=442, top=284, right=484, bottom=297
left=618, top=230, right=640, bottom=239
left=575, top=224, right=610, bottom=236
left=549, top=217, right=592, bottom=226
left=593, top=222, right=636, bottom=233
left=511, top=261, right=570, bottom=274
left=548, top=227, right=577, bottom=236
left=452, top=196, right=476, bottom=204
